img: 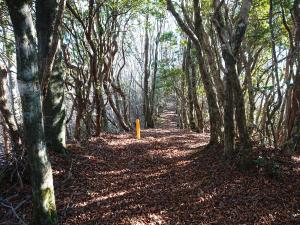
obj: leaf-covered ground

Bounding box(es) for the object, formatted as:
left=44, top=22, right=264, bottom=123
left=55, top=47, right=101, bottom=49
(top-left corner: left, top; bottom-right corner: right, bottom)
left=1, top=104, right=300, bottom=224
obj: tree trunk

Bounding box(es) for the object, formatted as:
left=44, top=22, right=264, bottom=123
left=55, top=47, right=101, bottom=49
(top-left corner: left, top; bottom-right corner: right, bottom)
left=91, top=54, right=102, bottom=136
left=74, top=103, right=83, bottom=140
left=184, top=42, right=197, bottom=131
left=0, top=20, right=19, bottom=127
left=284, top=0, right=300, bottom=152
left=103, top=81, right=130, bottom=131
left=1, top=117, right=9, bottom=160
left=232, top=63, right=251, bottom=151
left=6, top=1, right=58, bottom=224
left=191, top=59, right=204, bottom=132
left=143, top=14, right=153, bottom=128
left=111, top=82, right=131, bottom=129
left=180, top=63, right=188, bottom=129
left=94, top=88, right=102, bottom=136
left=196, top=52, right=222, bottom=144
left=0, top=69, right=21, bottom=153
left=149, top=22, right=162, bottom=127
left=222, top=54, right=235, bottom=158
left=213, top=0, right=252, bottom=158
left=42, top=49, right=66, bottom=153
left=36, top=0, right=66, bottom=154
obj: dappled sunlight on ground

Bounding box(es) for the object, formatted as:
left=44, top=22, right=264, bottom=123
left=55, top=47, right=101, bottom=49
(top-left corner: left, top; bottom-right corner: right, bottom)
left=1, top=100, right=300, bottom=224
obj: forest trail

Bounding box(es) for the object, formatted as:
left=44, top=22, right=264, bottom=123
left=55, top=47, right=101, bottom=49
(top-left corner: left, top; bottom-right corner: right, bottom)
left=57, top=98, right=216, bottom=224
left=156, top=95, right=178, bottom=129
left=54, top=98, right=300, bottom=224
left=2, top=98, right=300, bottom=224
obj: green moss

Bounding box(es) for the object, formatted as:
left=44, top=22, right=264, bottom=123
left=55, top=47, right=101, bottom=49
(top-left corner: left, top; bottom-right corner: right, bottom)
left=41, top=188, right=58, bottom=225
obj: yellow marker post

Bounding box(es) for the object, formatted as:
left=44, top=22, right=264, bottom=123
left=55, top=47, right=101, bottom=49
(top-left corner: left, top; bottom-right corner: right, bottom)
left=136, top=119, right=141, bottom=139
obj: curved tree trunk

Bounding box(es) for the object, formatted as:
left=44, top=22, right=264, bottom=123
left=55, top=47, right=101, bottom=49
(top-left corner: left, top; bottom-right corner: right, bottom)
left=103, top=81, right=130, bottom=131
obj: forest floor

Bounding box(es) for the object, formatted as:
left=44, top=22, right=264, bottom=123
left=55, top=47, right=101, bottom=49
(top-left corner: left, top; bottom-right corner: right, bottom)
left=1, top=100, right=300, bottom=224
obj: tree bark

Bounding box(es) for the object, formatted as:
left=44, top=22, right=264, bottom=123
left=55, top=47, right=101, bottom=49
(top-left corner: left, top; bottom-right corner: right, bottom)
left=6, top=1, right=58, bottom=224
left=191, top=58, right=204, bottom=132
left=193, top=0, right=222, bottom=142
left=149, top=22, right=162, bottom=127
left=180, top=61, right=188, bottom=129
left=213, top=0, right=252, bottom=158
left=143, top=14, right=153, bottom=128
left=0, top=68, right=21, bottom=153
left=184, top=42, right=196, bottom=131
left=42, top=49, right=66, bottom=153
left=36, top=0, right=66, bottom=153
left=284, top=0, right=300, bottom=152
left=167, top=0, right=222, bottom=144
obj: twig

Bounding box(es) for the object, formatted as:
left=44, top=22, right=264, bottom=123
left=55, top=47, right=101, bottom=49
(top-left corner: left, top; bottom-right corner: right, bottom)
left=3, top=194, right=18, bottom=202
left=0, top=200, right=28, bottom=225
left=14, top=197, right=30, bottom=211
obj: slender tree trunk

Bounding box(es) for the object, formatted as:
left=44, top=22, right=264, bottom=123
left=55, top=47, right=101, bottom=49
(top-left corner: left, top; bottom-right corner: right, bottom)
left=6, top=1, right=58, bottom=224
left=1, top=117, right=9, bottom=160
left=111, top=82, right=131, bottom=128
left=267, top=0, right=282, bottom=148
left=193, top=0, right=222, bottom=143
left=149, top=22, right=162, bottom=127
left=191, top=60, right=204, bottom=132
left=206, top=30, right=225, bottom=108
left=0, top=21, right=19, bottom=126
left=241, top=49, right=261, bottom=135
left=222, top=54, right=235, bottom=158
left=232, top=63, right=251, bottom=151
left=94, top=88, right=102, bottom=136
left=103, top=81, right=130, bottom=131
left=91, top=55, right=102, bottom=136
left=196, top=51, right=222, bottom=144
left=184, top=42, right=196, bottom=131
left=180, top=65, right=188, bottom=129
left=74, top=98, right=84, bottom=140
left=0, top=69, right=21, bottom=152
left=143, top=14, right=152, bottom=128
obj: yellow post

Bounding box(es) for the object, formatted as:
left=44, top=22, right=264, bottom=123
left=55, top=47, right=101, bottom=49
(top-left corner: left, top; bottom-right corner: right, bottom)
left=136, top=119, right=141, bottom=139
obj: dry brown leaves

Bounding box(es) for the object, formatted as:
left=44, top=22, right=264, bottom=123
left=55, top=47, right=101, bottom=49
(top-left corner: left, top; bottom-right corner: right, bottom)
left=1, top=105, right=300, bottom=224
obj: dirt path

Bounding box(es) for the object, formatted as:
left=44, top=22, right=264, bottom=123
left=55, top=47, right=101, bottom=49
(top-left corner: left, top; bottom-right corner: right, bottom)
left=58, top=99, right=213, bottom=224
left=156, top=95, right=178, bottom=129
left=1, top=100, right=300, bottom=224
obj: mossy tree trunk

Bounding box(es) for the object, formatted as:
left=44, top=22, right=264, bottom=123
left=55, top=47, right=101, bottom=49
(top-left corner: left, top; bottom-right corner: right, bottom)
left=42, top=50, right=66, bottom=153
left=5, top=0, right=58, bottom=224
left=36, top=0, right=66, bottom=154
